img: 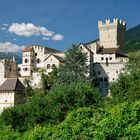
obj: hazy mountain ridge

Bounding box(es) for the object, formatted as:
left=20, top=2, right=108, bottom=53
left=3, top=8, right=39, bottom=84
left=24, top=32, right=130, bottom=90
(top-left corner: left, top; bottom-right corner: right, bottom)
left=0, top=52, right=22, bottom=64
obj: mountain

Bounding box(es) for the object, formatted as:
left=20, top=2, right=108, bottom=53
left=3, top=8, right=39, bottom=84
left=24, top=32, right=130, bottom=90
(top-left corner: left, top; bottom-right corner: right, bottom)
left=125, top=24, right=140, bottom=41
left=0, top=52, right=22, bottom=64
left=124, top=24, right=140, bottom=53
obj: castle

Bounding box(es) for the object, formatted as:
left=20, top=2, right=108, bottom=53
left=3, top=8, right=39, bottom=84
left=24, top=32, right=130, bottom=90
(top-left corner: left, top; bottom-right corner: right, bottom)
left=0, top=18, right=128, bottom=112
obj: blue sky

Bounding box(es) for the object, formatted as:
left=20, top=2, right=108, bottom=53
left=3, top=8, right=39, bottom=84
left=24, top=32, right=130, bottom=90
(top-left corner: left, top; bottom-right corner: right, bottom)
left=0, top=0, right=140, bottom=52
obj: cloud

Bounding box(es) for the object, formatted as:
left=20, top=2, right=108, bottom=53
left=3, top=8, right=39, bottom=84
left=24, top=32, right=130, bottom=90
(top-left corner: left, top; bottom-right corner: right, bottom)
left=1, top=27, right=6, bottom=31
left=8, top=23, right=54, bottom=37
left=7, top=23, right=64, bottom=41
left=52, top=34, right=64, bottom=41
left=0, top=42, right=24, bottom=52
left=2, top=23, right=8, bottom=26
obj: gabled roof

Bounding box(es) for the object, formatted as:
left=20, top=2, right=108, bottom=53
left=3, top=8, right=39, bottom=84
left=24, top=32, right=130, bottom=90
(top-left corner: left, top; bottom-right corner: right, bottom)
left=44, top=54, right=64, bottom=62
left=0, top=78, right=25, bottom=91
left=53, top=55, right=64, bottom=62
left=79, top=43, right=93, bottom=53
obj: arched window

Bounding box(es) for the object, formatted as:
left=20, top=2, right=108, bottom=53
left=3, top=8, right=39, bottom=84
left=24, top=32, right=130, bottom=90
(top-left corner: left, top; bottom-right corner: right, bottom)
left=99, top=77, right=103, bottom=82
left=23, top=67, right=28, bottom=71
left=47, top=64, right=51, bottom=69
left=37, top=58, right=40, bottom=63
left=104, top=77, right=108, bottom=82
left=25, top=67, right=28, bottom=71
left=24, top=59, right=28, bottom=63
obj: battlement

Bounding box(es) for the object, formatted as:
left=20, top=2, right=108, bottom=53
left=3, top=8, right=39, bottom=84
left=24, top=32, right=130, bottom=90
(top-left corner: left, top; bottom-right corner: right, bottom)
left=98, top=18, right=126, bottom=28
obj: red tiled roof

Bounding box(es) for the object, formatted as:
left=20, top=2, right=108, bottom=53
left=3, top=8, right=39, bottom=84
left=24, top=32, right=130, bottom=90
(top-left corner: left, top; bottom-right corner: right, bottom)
left=23, top=46, right=33, bottom=52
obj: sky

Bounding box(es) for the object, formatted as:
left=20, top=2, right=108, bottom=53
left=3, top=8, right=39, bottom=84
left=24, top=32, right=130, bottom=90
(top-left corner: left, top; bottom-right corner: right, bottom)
left=0, top=0, right=140, bottom=53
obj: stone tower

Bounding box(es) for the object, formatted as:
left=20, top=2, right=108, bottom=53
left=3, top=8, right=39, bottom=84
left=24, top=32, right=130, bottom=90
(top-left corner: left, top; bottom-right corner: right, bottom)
left=22, top=47, right=35, bottom=76
left=98, top=18, right=126, bottom=49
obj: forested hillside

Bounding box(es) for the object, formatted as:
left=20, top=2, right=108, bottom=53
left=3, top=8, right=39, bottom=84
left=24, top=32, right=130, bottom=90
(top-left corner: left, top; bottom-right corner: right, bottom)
left=124, top=24, right=140, bottom=52
left=0, top=45, right=140, bottom=139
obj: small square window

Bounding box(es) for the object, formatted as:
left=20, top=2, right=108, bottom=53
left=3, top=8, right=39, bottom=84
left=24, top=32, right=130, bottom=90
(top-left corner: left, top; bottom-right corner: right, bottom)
left=101, top=57, right=104, bottom=60
left=110, top=57, right=112, bottom=60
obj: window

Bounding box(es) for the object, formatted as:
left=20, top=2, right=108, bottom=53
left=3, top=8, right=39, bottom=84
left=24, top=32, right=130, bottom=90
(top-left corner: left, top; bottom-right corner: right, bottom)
left=23, top=67, right=28, bottom=71
left=101, top=57, right=104, bottom=60
left=116, top=71, right=118, bottom=73
left=35, top=53, right=37, bottom=56
left=47, top=64, right=51, bottom=69
left=99, top=78, right=103, bottom=82
left=104, top=77, right=108, bottom=82
left=98, top=71, right=100, bottom=75
left=37, top=58, right=40, bottom=63
left=24, top=59, right=28, bottom=63
left=18, top=68, right=21, bottom=71
left=106, top=58, right=108, bottom=66
left=110, top=57, right=112, bottom=60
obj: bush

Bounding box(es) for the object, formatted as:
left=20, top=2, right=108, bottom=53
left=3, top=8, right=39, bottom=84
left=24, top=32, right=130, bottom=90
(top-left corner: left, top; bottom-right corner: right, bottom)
left=0, top=82, right=101, bottom=132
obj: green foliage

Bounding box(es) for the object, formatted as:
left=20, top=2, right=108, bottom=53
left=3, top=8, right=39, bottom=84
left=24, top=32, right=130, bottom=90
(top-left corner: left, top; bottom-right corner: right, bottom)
left=57, top=44, right=89, bottom=84
left=41, top=65, right=58, bottom=92
left=20, top=100, right=140, bottom=139
left=24, top=79, right=35, bottom=97
left=111, top=52, right=140, bottom=103
left=0, top=82, right=100, bottom=132
left=93, top=101, right=140, bottom=139
left=124, top=40, right=140, bottom=53
left=0, top=124, right=20, bottom=140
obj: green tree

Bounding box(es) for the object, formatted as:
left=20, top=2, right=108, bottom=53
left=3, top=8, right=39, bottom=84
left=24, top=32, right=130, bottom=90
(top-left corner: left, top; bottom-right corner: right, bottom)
left=41, top=65, right=58, bottom=92
left=110, top=51, right=140, bottom=103
left=57, top=44, right=89, bottom=84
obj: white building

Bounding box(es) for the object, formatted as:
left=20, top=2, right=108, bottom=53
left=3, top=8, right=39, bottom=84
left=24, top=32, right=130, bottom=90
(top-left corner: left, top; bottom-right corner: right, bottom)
left=17, top=18, right=128, bottom=94
left=79, top=18, right=128, bottom=95
left=18, top=45, right=64, bottom=87
left=0, top=78, right=25, bottom=113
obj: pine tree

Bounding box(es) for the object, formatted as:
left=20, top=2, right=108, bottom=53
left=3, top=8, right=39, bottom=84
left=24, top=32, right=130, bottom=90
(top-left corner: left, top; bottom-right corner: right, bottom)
left=57, top=44, right=89, bottom=84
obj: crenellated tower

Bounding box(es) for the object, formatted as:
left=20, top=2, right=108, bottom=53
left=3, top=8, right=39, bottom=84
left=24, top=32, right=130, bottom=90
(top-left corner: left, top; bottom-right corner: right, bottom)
left=98, top=18, right=126, bottom=49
